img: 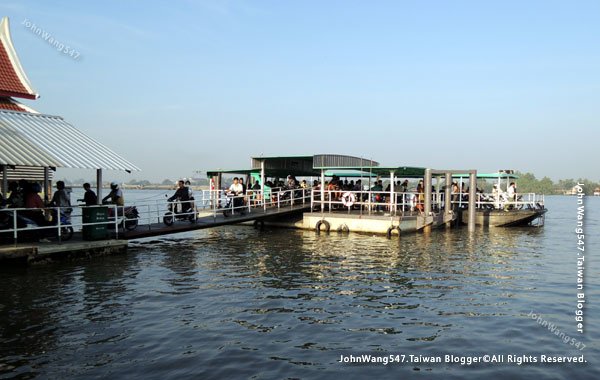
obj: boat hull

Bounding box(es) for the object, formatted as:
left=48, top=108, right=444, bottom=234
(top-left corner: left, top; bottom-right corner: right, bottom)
left=460, top=208, right=547, bottom=227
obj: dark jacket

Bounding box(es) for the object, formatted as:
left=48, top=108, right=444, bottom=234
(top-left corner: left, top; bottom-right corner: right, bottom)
left=168, top=187, right=190, bottom=202
left=84, top=190, right=98, bottom=206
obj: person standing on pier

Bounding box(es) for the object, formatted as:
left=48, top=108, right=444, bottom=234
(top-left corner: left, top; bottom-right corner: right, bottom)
left=49, top=181, right=72, bottom=212
left=78, top=183, right=98, bottom=206
left=504, top=182, right=517, bottom=211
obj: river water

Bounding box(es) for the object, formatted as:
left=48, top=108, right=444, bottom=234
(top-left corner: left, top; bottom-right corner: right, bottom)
left=0, top=195, right=598, bottom=379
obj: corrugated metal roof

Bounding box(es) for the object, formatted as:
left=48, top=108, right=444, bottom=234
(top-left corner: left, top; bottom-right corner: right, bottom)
left=0, top=110, right=140, bottom=171
left=312, top=154, right=379, bottom=169
left=370, top=166, right=426, bottom=177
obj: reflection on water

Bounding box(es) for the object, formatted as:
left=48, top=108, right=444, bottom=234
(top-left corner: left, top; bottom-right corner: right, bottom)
left=0, top=196, right=598, bottom=379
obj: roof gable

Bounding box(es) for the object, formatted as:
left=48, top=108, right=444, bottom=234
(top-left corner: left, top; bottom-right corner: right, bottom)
left=0, top=17, right=38, bottom=100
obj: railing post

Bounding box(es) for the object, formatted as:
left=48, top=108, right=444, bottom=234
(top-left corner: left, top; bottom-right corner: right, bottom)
left=12, top=209, right=17, bottom=243
left=57, top=206, right=62, bottom=242
left=114, top=205, right=119, bottom=239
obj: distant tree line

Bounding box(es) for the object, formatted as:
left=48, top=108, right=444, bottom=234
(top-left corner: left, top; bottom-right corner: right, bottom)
left=514, top=172, right=599, bottom=195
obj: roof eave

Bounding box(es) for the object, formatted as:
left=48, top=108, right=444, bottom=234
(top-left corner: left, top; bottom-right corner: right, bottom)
left=0, top=17, right=39, bottom=99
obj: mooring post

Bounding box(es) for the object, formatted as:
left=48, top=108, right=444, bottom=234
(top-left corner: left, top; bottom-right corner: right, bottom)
left=261, top=160, right=266, bottom=212
left=445, top=172, right=451, bottom=224
left=390, top=170, right=395, bottom=215
left=320, top=169, right=325, bottom=213
left=424, top=168, right=432, bottom=232
left=468, top=171, right=477, bottom=231
left=424, top=169, right=432, bottom=215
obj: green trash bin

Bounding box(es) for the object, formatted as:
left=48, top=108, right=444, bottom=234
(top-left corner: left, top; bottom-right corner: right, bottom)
left=82, top=206, right=109, bottom=240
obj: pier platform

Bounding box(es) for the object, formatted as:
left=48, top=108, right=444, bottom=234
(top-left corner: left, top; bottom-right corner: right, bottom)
left=0, top=239, right=128, bottom=265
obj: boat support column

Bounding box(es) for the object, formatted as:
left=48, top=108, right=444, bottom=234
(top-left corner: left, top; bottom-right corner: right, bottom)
left=424, top=168, right=432, bottom=233
left=468, top=171, right=477, bottom=232
left=444, top=172, right=452, bottom=226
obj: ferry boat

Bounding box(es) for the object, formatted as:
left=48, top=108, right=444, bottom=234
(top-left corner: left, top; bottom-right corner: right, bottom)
left=456, top=171, right=547, bottom=227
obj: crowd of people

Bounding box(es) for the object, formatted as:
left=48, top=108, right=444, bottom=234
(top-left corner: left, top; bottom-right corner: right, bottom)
left=0, top=180, right=131, bottom=225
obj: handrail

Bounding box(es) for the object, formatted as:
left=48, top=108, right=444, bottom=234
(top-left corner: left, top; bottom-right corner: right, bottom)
left=309, top=189, right=545, bottom=215
left=0, top=187, right=315, bottom=244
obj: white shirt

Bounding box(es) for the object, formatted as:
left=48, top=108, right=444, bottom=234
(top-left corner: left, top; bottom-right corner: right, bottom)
left=507, top=185, right=516, bottom=199
left=229, top=183, right=243, bottom=194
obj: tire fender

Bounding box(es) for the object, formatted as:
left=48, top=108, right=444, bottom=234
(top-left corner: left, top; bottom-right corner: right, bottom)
left=316, top=219, right=330, bottom=233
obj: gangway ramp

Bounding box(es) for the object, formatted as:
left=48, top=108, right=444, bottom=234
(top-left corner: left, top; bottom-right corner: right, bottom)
left=121, top=204, right=311, bottom=240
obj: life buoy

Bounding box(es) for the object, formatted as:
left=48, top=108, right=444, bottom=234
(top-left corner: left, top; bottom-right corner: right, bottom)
left=341, top=192, right=356, bottom=207
left=386, top=226, right=401, bottom=239
left=315, top=220, right=330, bottom=233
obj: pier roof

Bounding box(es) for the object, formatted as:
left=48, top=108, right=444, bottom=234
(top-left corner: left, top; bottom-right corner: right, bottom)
left=370, top=166, right=426, bottom=177
left=251, top=155, right=319, bottom=176
left=0, top=17, right=38, bottom=100
left=0, top=110, right=139, bottom=171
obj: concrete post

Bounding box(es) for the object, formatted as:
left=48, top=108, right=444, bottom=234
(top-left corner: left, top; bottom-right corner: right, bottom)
left=468, top=171, right=477, bottom=231
left=320, top=169, right=325, bottom=213
left=424, top=168, right=432, bottom=216
left=444, top=172, right=451, bottom=219
left=261, top=161, right=265, bottom=211
left=390, top=171, right=394, bottom=214
left=96, top=169, right=103, bottom=205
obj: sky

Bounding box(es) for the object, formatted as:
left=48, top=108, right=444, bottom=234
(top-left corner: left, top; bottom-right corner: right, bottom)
left=1, top=0, right=598, bottom=182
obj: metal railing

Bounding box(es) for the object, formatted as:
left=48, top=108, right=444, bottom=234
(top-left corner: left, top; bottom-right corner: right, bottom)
left=0, top=187, right=314, bottom=244
left=310, top=189, right=427, bottom=216
left=310, top=190, right=545, bottom=215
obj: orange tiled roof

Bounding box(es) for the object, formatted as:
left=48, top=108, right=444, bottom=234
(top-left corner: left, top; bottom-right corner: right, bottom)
left=0, top=17, right=38, bottom=100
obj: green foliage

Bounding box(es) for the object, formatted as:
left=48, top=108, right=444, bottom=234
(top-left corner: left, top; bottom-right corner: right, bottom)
left=515, top=172, right=599, bottom=195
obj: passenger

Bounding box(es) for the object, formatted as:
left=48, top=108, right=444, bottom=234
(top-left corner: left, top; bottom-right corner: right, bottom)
left=23, top=182, right=46, bottom=225
left=451, top=182, right=460, bottom=211
left=78, top=183, right=98, bottom=206
left=371, top=180, right=383, bottom=211
left=250, top=180, right=261, bottom=205
left=6, top=181, right=24, bottom=208
left=168, top=180, right=191, bottom=213
left=49, top=181, right=72, bottom=213
left=102, top=182, right=125, bottom=206
left=227, top=177, right=244, bottom=209
left=300, top=180, right=308, bottom=189
left=239, top=178, right=247, bottom=194
left=185, top=180, right=194, bottom=200
left=416, top=181, right=424, bottom=212
left=400, top=180, right=409, bottom=193
left=504, top=182, right=517, bottom=211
